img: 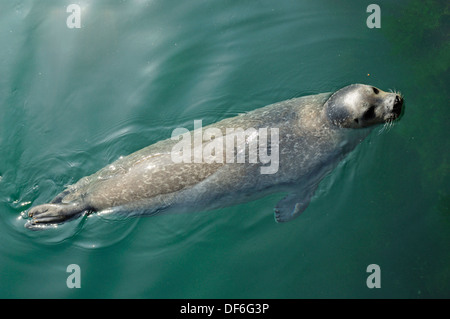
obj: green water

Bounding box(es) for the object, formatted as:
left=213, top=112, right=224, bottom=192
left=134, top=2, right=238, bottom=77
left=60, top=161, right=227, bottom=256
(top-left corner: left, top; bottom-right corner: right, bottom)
left=0, top=0, right=448, bottom=298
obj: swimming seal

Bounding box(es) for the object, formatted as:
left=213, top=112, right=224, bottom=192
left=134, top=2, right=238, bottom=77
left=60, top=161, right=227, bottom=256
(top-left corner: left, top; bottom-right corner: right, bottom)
left=26, top=84, right=403, bottom=229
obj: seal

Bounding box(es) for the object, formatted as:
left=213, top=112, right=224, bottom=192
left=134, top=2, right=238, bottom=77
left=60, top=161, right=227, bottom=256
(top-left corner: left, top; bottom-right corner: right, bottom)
left=26, top=84, right=403, bottom=229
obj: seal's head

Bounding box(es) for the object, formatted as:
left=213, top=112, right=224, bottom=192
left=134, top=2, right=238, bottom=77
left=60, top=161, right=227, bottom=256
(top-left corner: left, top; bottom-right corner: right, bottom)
left=324, top=84, right=403, bottom=128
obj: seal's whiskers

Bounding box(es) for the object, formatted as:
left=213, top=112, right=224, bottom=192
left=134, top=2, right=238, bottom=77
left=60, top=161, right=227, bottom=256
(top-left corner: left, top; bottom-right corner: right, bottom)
left=377, top=120, right=394, bottom=135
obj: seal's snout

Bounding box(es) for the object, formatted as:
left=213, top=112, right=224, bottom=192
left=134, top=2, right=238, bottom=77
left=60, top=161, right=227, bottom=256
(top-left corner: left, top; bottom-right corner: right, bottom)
left=393, top=95, right=403, bottom=116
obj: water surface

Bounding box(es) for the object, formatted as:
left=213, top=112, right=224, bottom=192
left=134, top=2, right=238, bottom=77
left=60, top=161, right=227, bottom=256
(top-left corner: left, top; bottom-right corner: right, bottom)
left=0, top=0, right=448, bottom=298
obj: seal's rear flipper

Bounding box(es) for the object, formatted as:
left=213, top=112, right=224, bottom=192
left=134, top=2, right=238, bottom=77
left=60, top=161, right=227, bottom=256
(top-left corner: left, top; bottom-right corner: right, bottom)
left=50, top=189, right=71, bottom=204
left=25, top=203, right=88, bottom=229
left=274, top=185, right=318, bottom=222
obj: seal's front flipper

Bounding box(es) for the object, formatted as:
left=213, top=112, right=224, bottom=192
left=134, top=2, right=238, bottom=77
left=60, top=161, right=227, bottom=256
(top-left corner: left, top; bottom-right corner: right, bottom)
left=274, top=186, right=318, bottom=222
left=25, top=203, right=87, bottom=229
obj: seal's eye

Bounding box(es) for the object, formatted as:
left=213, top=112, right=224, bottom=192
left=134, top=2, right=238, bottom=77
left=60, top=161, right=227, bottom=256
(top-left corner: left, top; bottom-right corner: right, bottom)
left=363, top=105, right=376, bottom=120
left=372, top=87, right=379, bottom=94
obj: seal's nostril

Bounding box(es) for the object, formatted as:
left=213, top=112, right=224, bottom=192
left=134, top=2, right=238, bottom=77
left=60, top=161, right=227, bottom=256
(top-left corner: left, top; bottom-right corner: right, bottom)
left=393, top=95, right=403, bottom=116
